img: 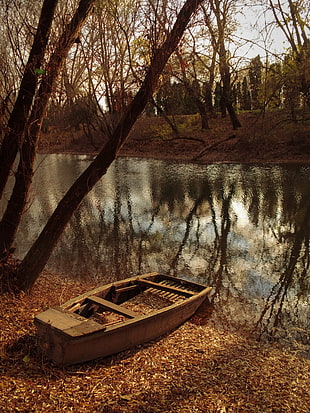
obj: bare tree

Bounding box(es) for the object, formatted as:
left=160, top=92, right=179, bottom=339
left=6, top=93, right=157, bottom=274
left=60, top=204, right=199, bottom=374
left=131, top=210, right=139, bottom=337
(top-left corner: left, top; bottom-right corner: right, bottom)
left=0, top=0, right=96, bottom=258
left=0, top=0, right=59, bottom=199
left=207, top=0, right=241, bottom=129
left=15, top=0, right=205, bottom=291
left=175, top=47, right=210, bottom=129
left=267, top=0, right=310, bottom=105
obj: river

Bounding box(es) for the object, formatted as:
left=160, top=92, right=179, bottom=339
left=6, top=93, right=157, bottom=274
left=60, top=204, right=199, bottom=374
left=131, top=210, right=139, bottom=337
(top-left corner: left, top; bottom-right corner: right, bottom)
left=1, top=155, right=309, bottom=357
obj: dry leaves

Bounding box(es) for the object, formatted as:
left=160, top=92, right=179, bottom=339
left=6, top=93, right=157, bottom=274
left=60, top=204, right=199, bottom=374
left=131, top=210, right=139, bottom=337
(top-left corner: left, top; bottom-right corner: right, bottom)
left=0, top=272, right=309, bottom=412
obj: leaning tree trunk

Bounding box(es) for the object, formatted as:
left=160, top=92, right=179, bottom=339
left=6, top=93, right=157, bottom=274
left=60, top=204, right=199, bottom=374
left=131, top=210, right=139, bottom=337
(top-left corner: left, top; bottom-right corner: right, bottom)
left=0, top=0, right=58, bottom=200
left=220, top=62, right=241, bottom=129
left=0, top=0, right=97, bottom=258
left=16, top=0, right=205, bottom=291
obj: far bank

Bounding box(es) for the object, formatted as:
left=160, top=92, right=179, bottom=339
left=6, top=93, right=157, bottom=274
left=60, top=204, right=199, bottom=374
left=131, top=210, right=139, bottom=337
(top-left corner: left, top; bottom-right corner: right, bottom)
left=39, top=110, right=310, bottom=164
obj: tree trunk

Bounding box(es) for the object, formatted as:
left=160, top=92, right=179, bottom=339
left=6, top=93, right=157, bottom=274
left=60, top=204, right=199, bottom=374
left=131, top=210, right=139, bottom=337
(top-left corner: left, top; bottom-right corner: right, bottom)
left=219, top=51, right=241, bottom=129
left=196, top=99, right=209, bottom=130
left=0, top=0, right=97, bottom=258
left=204, top=82, right=215, bottom=116
left=175, top=50, right=209, bottom=130
left=0, top=0, right=58, bottom=199
left=219, top=63, right=241, bottom=129
left=209, top=0, right=241, bottom=129
left=16, top=0, right=205, bottom=291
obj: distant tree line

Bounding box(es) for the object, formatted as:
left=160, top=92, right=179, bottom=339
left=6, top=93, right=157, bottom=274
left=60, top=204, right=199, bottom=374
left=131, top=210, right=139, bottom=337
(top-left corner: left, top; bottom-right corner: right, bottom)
left=2, top=0, right=309, bottom=140
left=153, top=52, right=308, bottom=118
left=41, top=49, right=309, bottom=140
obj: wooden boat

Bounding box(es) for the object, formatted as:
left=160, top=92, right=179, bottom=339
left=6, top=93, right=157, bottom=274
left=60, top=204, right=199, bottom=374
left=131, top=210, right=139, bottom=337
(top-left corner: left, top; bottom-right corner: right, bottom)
left=34, top=272, right=212, bottom=365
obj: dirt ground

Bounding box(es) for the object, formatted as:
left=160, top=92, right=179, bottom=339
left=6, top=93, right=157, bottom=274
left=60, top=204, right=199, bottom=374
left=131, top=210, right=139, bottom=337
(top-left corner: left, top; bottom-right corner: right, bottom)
left=40, top=111, right=310, bottom=164
left=121, top=113, right=310, bottom=164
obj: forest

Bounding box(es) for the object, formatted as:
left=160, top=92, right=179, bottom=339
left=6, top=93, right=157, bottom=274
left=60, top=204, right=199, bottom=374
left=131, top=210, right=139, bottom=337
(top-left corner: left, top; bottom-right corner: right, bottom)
left=0, top=0, right=309, bottom=291
left=0, top=1, right=309, bottom=412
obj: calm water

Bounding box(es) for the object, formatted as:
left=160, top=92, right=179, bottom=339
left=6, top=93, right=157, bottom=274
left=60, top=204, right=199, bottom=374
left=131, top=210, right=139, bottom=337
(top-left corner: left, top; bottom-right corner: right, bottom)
left=1, top=155, right=309, bottom=356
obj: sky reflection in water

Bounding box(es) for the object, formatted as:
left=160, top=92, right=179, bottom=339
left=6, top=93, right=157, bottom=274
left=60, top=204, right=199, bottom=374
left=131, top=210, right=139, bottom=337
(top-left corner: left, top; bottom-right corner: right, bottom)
left=3, top=155, right=309, bottom=357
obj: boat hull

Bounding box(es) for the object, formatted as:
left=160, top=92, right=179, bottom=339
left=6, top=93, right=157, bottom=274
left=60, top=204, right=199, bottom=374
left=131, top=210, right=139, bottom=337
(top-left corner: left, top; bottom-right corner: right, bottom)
left=34, top=273, right=211, bottom=365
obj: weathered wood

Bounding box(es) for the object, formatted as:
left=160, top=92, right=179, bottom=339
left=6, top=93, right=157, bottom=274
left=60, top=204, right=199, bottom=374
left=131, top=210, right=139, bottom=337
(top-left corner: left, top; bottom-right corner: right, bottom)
left=156, top=274, right=206, bottom=291
left=63, top=272, right=159, bottom=310
left=86, top=295, right=138, bottom=318
left=115, top=285, right=140, bottom=294
left=34, top=273, right=212, bottom=365
left=136, top=279, right=193, bottom=297
left=35, top=307, right=104, bottom=337
left=114, top=284, right=142, bottom=303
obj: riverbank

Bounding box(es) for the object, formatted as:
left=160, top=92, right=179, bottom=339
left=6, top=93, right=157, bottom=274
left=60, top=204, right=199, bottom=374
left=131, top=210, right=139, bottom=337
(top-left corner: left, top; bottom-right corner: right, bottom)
left=121, top=111, right=310, bottom=164
left=2, top=110, right=309, bottom=411
left=39, top=110, right=310, bottom=164
left=1, top=272, right=309, bottom=412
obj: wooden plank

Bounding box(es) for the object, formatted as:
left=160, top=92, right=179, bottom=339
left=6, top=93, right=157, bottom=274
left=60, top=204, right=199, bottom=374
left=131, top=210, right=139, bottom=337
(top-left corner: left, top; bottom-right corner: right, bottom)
left=34, top=307, right=104, bottom=336
left=155, top=274, right=206, bottom=291
left=63, top=319, right=106, bottom=337
left=136, top=280, right=193, bottom=297
left=87, top=296, right=138, bottom=318
left=35, top=307, right=85, bottom=330
left=116, top=285, right=140, bottom=294
left=61, top=273, right=159, bottom=310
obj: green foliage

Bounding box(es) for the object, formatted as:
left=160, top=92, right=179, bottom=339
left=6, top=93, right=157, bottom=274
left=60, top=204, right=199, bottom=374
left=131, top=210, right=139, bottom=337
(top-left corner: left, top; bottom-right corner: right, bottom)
left=282, top=54, right=302, bottom=115
left=261, top=47, right=309, bottom=115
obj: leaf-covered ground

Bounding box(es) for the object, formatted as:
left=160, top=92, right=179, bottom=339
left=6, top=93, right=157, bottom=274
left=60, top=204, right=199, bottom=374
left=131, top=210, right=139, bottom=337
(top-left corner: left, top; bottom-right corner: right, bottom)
left=39, top=110, right=310, bottom=164
left=1, top=272, right=309, bottom=412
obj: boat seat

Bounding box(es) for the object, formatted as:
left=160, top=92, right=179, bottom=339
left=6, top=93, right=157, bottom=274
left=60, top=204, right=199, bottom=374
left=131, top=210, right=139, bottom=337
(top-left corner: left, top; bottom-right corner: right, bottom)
left=35, top=307, right=105, bottom=337
left=86, top=295, right=138, bottom=318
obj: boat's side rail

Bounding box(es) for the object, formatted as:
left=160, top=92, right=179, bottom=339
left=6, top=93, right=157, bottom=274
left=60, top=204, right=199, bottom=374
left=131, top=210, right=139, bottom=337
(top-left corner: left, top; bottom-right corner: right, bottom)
left=61, top=273, right=209, bottom=314
left=136, top=279, right=194, bottom=297
left=152, top=273, right=207, bottom=292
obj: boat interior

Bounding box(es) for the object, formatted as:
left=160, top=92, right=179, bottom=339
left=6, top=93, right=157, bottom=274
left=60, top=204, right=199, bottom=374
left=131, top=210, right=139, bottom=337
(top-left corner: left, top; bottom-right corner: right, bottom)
left=62, top=273, right=205, bottom=326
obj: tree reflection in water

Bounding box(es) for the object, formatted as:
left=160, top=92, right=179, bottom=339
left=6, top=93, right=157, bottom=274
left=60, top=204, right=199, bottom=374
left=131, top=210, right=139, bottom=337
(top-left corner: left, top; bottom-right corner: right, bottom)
left=256, top=203, right=309, bottom=355
left=5, top=156, right=309, bottom=357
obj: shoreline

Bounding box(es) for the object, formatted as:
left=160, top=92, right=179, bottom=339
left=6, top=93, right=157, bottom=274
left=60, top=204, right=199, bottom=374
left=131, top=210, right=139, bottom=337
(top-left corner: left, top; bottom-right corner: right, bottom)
left=39, top=114, right=310, bottom=165
left=37, top=110, right=310, bottom=165
left=39, top=144, right=310, bottom=166
left=1, top=271, right=309, bottom=412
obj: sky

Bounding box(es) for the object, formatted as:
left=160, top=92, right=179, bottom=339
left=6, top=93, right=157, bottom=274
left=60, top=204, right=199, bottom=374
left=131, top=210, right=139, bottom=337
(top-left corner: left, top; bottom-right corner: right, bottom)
left=233, top=4, right=289, bottom=61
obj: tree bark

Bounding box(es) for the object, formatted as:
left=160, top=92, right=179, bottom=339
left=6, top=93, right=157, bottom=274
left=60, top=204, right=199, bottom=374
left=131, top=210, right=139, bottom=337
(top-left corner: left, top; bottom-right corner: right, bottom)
left=175, top=50, right=209, bottom=129
left=221, top=72, right=241, bottom=129
left=209, top=0, right=241, bottom=129
left=16, top=0, right=205, bottom=291
left=0, top=0, right=97, bottom=258
left=196, top=99, right=209, bottom=129
left=218, top=43, right=241, bottom=130
left=0, top=0, right=58, bottom=199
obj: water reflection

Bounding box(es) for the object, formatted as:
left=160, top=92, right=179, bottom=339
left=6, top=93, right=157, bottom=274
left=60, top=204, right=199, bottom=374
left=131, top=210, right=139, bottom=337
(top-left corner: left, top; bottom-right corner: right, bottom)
left=1, top=155, right=309, bottom=356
